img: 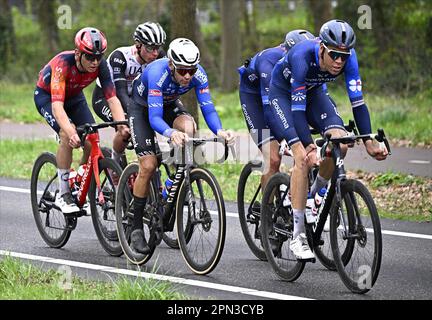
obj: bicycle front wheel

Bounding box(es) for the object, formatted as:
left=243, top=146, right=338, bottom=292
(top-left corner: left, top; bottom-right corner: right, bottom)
left=115, top=162, right=155, bottom=265
left=176, top=167, right=226, bottom=275
left=89, top=157, right=123, bottom=256
left=330, top=179, right=382, bottom=294
left=237, top=161, right=267, bottom=261
left=261, top=173, right=305, bottom=281
left=30, top=152, right=72, bottom=248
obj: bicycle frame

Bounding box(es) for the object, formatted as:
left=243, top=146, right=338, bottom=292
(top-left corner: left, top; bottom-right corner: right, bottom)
left=75, top=132, right=104, bottom=207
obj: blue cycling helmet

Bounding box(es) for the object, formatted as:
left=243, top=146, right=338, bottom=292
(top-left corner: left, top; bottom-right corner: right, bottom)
left=319, top=19, right=356, bottom=50
left=284, top=29, right=315, bottom=49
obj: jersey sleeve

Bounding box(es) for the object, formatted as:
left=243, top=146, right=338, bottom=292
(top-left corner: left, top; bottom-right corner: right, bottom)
left=344, top=49, right=372, bottom=135
left=50, top=58, right=68, bottom=103
left=193, top=66, right=222, bottom=135
left=109, top=50, right=132, bottom=111
left=257, top=57, right=275, bottom=107
left=290, top=52, right=314, bottom=146
left=98, top=59, right=116, bottom=101
left=147, top=66, right=173, bottom=137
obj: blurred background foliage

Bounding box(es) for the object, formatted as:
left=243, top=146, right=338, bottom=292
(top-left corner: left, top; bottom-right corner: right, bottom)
left=0, top=0, right=430, bottom=97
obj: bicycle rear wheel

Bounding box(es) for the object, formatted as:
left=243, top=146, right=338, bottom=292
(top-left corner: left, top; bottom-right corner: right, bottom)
left=115, top=162, right=155, bottom=265
left=176, top=167, right=226, bottom=275
left=89, top=157, right=123, bottom=256
left=30, top=152, right=72, bottom=248
left=261, top=173, right=305, bottom=281
left=330, top=179, right=382, bottom=294
left=237, top=161, right=267, bottom=261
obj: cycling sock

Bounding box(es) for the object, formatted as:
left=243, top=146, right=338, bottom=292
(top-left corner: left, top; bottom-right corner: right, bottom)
left=132, top=196, right=147, bottom=231
left=310, top=174, right=328, bottom=196
left=292, top=209, right=305, bottom=239
left=58, top=169, right=70, bottom=196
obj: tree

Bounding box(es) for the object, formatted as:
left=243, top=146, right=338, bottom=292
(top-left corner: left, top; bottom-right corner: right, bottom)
left=0, top=0, right=16, bottom=73
left=35, top=0, right=59, bottom=55
left=220, top=0, right=241, bottom=92
left=307, top=0, right=333, bottom=35
left=170, top=0, right=200, bottom=127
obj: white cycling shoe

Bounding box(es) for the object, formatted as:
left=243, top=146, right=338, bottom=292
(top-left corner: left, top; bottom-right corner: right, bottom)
left=290, top=233, right=315, bottom=260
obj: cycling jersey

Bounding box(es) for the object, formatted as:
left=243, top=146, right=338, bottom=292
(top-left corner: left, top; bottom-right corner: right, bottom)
left=269, top=39, right=372, bottom=146
left=93, top=46, right=165, bottom=121
left=132, top=58, right=222, bottom=137
left=36, top=51, right=115, bottom=102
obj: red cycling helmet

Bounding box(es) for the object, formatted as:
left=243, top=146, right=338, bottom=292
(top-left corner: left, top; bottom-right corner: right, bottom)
left=74, top=27, right=107, bottom=55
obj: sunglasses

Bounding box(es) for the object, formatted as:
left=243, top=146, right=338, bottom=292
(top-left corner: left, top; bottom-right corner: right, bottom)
left=175, top=66, right=198, bottom=77
left=84, top=53, right=103, bottom=62
left=322, top=43, right=351, bottom=62
left=144, top=45, right=161, bottom=53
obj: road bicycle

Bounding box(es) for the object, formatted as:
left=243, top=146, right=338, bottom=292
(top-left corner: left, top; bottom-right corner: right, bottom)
left=260, top=124, right=391, bottom=293
left=30, top=121, right=126, bottom=256
left=237, top=123, right=355, bottom=263
left=115, top=137, right=231, bottom=275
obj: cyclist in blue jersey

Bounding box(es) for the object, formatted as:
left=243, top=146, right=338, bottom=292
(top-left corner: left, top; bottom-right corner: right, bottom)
left=238, top=29, right=314, bottom=190
left=128, top=38, right=235, bottom=254
left=267, top=19, right=388, bottom=260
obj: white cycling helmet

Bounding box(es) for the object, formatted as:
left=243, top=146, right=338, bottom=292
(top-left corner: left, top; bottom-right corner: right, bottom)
left=167, top=38, right=200, bottom=67
left=134, top=21, right=166, bottom=46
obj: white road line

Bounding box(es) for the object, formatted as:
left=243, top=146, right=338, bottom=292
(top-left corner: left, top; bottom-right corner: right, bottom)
left=408, top=160, right=430, bottom=165
left=0, top=250, right=311, bottom=300
left=2, top=185, right=432, bottom=241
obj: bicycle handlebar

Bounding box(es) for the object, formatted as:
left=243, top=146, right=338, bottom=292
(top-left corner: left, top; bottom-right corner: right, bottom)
left=167, top=137, right=234, bottom=163
left=76, top=120, right=128, bottom=147
left=315, top=128, right=392, bottom=157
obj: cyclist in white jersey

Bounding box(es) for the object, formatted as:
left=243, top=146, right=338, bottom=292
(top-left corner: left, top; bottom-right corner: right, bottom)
left=92, top=21, right=166, bottom=165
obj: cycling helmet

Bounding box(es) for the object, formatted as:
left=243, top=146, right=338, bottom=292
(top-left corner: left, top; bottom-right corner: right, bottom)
left=284, top=29, right=315, bottom=49
left=134, top=22, right=166, bottom=46
left=167, top=38, right=200, bottom=67
left=319, top=19, right=356, bottom=50
left=74, top=27, right=107, bottom=55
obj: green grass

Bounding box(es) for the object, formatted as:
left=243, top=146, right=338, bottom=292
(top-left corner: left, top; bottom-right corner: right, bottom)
left=0, top=255, right=188, bottom=300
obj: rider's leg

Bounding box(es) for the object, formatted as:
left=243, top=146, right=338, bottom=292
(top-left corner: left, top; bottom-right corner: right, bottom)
left=56, top=128, right=74, bottom=195
left=173, top=114, right=196, bottom=136
left=260, top=140, right=281, bottom=191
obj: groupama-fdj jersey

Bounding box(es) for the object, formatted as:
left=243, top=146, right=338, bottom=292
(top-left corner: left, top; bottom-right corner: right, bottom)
left=238, top=45, right=286, bottom=146
left=269, top=39, right=371, bottom=146
left=132, top=58, right=222, bottom=138
left=35, top=51, right=115, bottom=133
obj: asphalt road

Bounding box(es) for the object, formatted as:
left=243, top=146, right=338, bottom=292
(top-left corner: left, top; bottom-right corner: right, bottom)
left=1, top=176, right=431, bottom=300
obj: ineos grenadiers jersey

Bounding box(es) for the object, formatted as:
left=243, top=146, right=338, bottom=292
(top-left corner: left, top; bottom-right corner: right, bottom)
left=132, top=58, right=222, bottom=137
left=36, top=51, right=115, bottom=102
left=270, top=39, right=372, bottom=136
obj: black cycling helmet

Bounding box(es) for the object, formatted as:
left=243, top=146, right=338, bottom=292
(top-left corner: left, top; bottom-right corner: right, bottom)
left=319, top=19, right=356, bottom=50
left=284, top=29, right=315, bottom=49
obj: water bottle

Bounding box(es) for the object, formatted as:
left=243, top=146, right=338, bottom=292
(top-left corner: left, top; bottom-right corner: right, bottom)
left=68, top=169, right=79, bottom=196
left=312, top=187, right=327, bottom=216
left=76, top=164, right=87, bottom=184
left=279, top=184, right=291, bottom=207
left=305, top=192, right=315, bottom=223
left=162, top=177, right=174, bottom=200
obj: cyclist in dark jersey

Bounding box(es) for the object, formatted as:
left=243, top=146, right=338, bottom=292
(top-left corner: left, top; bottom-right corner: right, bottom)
left=92, top=22, right=166, bottom=166
left=34, top=27, right=129, bottom=214
left=238, top=29, right=315, bottom=190
left=127, top=38, right=235, bottom=254
left=268, top=20, right=388, bottom=260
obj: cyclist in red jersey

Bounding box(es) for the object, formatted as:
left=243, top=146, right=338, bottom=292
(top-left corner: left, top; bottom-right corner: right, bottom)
left=34, top=27, right=129, bottom=214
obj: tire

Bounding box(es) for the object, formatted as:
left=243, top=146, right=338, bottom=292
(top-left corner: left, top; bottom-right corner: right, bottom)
left=176, top=167, right=226, bottom=275
left=260, top=173, right=305, bottom=281
left=30, top=152, right=72, bottom=248
left=89, top=157, right=123, bottom=256
left=115, top=162, right=155, bottom=265
left=330, top=179, right=382, bottom=294
left=237, top=162, right=267, bottom=261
